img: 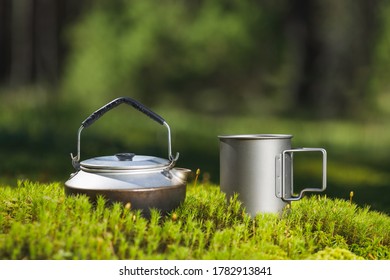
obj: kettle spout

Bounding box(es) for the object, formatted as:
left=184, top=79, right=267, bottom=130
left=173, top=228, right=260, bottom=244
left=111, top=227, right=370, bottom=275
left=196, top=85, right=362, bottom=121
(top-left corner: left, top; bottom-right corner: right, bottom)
left=171, top=168, right=192, bottom=182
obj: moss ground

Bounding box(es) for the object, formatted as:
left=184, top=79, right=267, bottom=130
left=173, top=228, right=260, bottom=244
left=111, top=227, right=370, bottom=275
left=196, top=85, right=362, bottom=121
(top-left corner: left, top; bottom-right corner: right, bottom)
left=1, top=180, right=389, bottom=260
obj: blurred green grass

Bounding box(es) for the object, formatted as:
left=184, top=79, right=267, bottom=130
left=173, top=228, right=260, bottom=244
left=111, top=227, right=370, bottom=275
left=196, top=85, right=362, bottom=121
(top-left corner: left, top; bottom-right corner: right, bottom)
left=1, top=91, right=390, bottom=214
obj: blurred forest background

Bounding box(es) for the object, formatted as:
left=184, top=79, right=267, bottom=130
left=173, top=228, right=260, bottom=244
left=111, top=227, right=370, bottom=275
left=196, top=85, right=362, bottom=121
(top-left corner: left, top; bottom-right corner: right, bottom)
left=1, top=0, right=390, bottom=213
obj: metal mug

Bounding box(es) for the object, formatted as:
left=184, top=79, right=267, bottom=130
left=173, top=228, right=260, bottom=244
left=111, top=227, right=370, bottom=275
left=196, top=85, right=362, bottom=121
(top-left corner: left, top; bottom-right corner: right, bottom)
left=218, top=134, right=327, bottom=216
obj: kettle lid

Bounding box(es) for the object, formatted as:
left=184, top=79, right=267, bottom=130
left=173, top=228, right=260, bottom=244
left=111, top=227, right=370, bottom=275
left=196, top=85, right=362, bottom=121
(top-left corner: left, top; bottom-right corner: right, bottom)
left=80, top=153, right=170, bottom=171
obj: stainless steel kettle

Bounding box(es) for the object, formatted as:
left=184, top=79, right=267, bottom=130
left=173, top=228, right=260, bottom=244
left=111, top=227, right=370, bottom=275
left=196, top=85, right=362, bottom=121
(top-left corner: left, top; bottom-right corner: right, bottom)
left=65, top=97, right=191, bottom=215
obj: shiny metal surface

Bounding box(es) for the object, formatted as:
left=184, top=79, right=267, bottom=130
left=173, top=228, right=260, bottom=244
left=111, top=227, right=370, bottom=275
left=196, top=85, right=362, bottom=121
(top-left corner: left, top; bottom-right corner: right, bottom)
left=219, top=134, right=292, bottom=216
left=276, top=148, right=327, bottom=201
left=219, top=134, right=327, bottom=216
left=65, top=97, right=190, bottom=216
left=80, top=155, right=170, bottom=171
left=64, top=167, right=191, bottom=216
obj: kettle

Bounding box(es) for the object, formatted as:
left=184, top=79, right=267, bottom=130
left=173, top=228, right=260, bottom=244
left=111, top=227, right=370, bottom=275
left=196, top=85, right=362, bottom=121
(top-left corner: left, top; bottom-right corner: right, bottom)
left=65, top=97, right=191, bottom=215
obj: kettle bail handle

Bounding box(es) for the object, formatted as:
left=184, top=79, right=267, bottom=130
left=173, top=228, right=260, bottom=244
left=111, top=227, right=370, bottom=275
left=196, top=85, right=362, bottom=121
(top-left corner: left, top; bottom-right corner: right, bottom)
left=71, top=97, right=178, bottom=169
left=82, top=97, right=165, bottom=128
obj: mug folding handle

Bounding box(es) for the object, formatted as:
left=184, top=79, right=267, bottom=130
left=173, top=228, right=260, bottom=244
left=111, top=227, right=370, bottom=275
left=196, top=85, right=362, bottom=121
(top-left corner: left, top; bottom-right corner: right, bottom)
left=276, top=148, right=327, bottom=201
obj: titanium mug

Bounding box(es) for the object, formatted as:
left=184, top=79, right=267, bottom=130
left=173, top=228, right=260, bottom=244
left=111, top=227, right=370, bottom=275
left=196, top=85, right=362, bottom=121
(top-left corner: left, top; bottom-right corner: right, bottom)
left=218, top=134, right=327, bottom=216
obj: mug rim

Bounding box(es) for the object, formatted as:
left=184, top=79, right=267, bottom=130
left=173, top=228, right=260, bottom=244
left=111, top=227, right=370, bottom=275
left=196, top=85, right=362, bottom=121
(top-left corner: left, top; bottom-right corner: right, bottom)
left=218, top=134, right=293, bottom=140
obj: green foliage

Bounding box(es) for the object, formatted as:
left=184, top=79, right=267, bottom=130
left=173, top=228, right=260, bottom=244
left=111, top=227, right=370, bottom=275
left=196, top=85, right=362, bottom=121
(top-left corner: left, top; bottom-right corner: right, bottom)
left=62, top=0, right=281, bottom=113
left=1, top=180, right=389, bottom=260
left=59, top=0, right=390, bottom=118
left=307, top=247, right=364, bottom=260
left=284, top=195, right=390, bottom=259
left=370, top=1, right=390, bottom=115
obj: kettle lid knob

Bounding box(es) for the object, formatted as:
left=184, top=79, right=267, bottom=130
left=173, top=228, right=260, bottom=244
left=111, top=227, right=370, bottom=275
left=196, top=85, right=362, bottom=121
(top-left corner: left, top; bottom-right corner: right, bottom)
left=115, top=153, right=135, bottom=161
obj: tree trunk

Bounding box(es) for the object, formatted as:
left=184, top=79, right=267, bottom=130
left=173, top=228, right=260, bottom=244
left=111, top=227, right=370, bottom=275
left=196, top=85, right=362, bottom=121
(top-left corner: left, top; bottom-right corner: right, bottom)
left=0, top=0, right=11, bottom=83
left=9, top=0, right=34, bottom=86
left=35, top=0, right=59, bottom=85
left=287, top=0, right=380, bottom=118
left=0, top=0, right=89, bottom=88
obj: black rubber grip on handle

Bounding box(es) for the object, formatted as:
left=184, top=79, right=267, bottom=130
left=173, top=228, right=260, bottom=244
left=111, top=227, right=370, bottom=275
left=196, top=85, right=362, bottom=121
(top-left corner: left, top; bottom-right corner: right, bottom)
left=81, top=97, right=165, bottom=128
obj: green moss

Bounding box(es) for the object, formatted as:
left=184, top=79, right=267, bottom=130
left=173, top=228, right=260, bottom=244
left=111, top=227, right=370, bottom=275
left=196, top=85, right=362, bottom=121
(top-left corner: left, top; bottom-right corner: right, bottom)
left=0, top=180, right=389, bottom=259
left=307, top=247, right=364, bottom=260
